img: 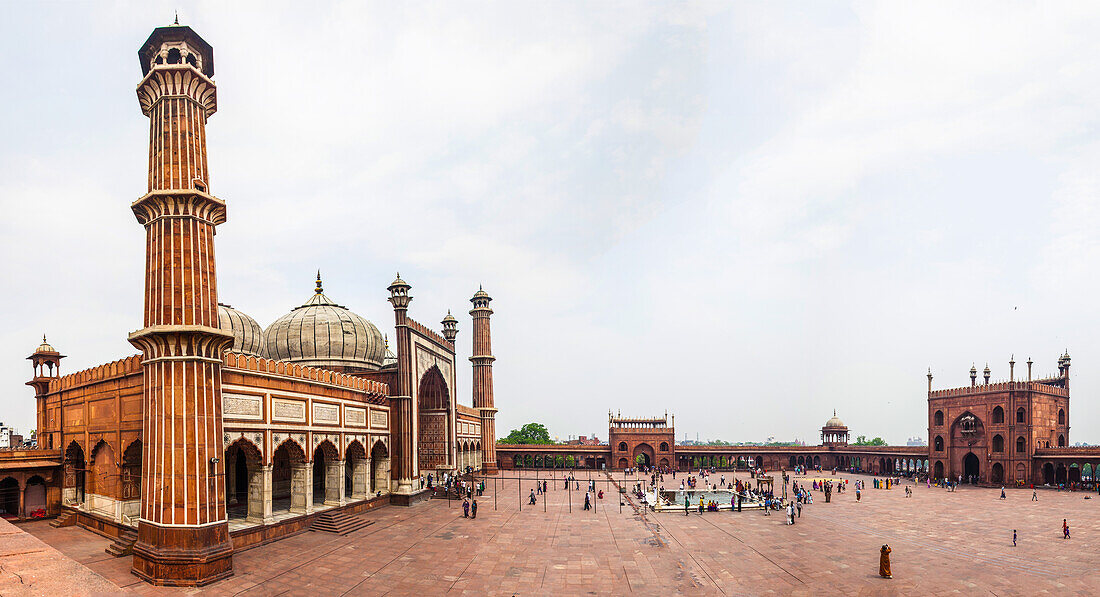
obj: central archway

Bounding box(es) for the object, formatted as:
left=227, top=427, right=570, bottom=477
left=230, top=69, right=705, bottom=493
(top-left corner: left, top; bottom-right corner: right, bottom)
left=632, top=443, right=654, bottom=469
left=417, top=366, right=450, bottom=471
left=963, top=452, right=980, bottom=482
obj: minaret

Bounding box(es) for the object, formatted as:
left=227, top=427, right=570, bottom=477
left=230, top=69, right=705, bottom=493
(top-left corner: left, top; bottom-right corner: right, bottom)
left=1062, top=351, right=1071, bottom=389
left=970, top=364, right=977, bottom=387
left=441, top=311, right=458, bottom=344
left=469, top=287, right=498, bottom=472
left=1009, top=355, right=1015, bottom=381
left=926, top=368, right=933, bottom=393
left=983, top=364, right=991, bottom=385
left=27, top=336, right=64, bottom=450
left=128, top=23, right=234, bottom=586
left=387, top=274, right=416, bottom=494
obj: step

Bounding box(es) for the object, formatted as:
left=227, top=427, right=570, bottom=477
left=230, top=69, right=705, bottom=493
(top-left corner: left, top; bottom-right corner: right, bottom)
left=49, top=510, right=77, bottom=528
left=104, top=528, right=138, bottom=557
left=310, top=511, right=372, bottom=535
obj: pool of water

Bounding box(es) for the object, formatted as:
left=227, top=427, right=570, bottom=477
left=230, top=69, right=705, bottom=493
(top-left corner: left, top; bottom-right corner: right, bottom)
left=650, top=489, right=765, bottom=511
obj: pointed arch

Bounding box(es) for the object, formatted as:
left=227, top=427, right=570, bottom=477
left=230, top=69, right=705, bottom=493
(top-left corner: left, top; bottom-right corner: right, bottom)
left=417, top=365, right=450, bottom=471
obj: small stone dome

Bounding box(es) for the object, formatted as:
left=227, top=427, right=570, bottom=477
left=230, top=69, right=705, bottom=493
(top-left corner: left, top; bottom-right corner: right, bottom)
left=217, top=303, right=266, bottom=356
left=34, top=335, right=57, bottom=354
left=263, top=274, right=386, bottom=371
left=824, top=411, right=845, bottom=428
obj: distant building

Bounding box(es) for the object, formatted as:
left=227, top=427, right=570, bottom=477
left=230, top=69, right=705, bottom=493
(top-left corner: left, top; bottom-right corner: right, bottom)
left=0, top=422, right=22, bottom=449
left=906, top=437, right=927, bottom=447
left=562, top=435, right=601, bottom=446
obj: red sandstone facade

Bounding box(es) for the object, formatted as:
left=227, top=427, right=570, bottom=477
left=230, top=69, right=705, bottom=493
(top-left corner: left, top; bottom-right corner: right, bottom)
left=927, top=355, right=1080, bottom=485
left=0, top=21, right=498, bottom=587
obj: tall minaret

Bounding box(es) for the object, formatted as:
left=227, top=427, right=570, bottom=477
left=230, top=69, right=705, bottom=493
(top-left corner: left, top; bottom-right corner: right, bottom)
left=387, top=274, right=417, bottom=494
left=469, top=287, right=498, bottom=472
left=128, top=23, right=234, bottom=586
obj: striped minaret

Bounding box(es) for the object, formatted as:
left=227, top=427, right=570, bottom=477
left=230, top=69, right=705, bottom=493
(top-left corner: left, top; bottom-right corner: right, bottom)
left=128, top=22, right=234, bottom=586
left=469, top=287, right=498, bottom=472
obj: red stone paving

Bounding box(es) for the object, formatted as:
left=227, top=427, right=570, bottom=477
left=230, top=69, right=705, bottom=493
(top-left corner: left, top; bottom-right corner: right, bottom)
left=0, top=517, right=120, bottom=596
left=17, top=471, right=1100, bottom=595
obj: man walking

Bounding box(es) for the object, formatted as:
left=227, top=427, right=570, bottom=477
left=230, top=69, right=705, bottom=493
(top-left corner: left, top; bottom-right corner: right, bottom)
left=462, top=497, right=470, bottom=518
left=471, top=499, right=478, bottom=519
left=685, top=496, right=690, bottom=516
left=1063, top=519, right=1071, bottom=539
left=584, top=491, right=591, bottom=511
left=1012, top=529, right=1016, bottom=547
left=796, top=501, right=802, bottom=518
left=1032, top=488, right=1038, bottom=501
left=1000, top=486, right=1006, bottom=500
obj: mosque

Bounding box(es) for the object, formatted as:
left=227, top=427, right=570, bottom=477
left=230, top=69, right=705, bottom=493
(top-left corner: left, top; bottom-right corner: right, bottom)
left=0, top=22, right=497, bottom=586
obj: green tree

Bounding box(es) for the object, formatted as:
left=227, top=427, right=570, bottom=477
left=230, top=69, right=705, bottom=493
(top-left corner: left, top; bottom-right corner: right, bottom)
left=853, top=435, right=887, bottom=446
left=498, top=422, right=553, bottom=445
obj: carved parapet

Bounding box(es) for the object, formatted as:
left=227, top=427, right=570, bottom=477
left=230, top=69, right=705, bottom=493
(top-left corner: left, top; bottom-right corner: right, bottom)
left=49, top=354, right=144, bottom=392
left=136, top=66, right=217, bottom=117
left=222, top=352, right=390, bottom=398
left=405, top=317, right=451, bottom=349
left=131, top=190, right=227, bottom=226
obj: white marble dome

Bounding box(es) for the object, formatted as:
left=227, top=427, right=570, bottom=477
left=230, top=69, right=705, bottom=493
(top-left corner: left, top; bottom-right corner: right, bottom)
left=263, top=276, right=386, bottom=371
left=217, top=303, right=266, bottom=356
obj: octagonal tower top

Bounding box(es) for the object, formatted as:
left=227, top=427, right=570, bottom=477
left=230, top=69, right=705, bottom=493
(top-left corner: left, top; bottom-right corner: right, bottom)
left=138, top=22, right=214, bottom=78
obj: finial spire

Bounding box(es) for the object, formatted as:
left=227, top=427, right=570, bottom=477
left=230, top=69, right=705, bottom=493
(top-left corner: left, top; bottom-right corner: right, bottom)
left=173, top=11, right=179, bottom=25
left=42, top=333, right=47, bottom=343
left=315, top=270, right=323, bottom=294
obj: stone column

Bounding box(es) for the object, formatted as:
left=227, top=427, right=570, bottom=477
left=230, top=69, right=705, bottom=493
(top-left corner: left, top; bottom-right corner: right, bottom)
left=352, top=459, right=368, bottom=499
left=259, top=464, right=274, bottom=524
left=326, top=459, right=345, bottom=506
left=290, top=463, right=311, bottom=514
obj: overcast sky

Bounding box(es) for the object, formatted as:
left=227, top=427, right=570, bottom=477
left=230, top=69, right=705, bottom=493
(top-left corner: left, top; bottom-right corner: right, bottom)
left=2, top=2, right=1099, bottom=445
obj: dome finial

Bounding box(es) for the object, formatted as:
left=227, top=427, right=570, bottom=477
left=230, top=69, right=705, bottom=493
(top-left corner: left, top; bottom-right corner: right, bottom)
left=315, top=270, right=323, bottom=294
left=173, top=10, right=179, bottom=25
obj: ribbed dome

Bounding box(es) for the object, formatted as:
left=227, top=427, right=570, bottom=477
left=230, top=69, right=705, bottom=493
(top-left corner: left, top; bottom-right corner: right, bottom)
left=263, top=275, right=385, bottom=371
left=217, top=303, right=266, bottom=356
left=824, top=411, right=845, bottom=428
left=34, top=335, right=57, bottom=354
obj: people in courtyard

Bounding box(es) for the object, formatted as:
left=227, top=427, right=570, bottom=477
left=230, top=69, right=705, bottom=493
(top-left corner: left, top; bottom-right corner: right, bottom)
left=584, top=491, right=591, bottom=511
left=1013, top=529, right=1016, bottom=547
left=685, top=496, right=690, bottom=516
left=1032, top=488, right=1038, bottom=501
left=1000, top=486, right=1006, bottom=500
left=462, top=497, right=470, bottom=518
left=529, top=489, right=537, bottom=505
left=1063, top=519, right=1071, bottom=539
left=471, top=499, right=478, bottom=519
left=878, top=544, right=892, bottom=579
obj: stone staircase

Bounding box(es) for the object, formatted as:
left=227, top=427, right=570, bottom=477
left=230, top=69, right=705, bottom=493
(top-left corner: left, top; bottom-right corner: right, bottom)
left=49, top=510, right=77, bottom=528
left=104, top=527, right=138, bottom=557
left=310, top=510, right=372, bottom=535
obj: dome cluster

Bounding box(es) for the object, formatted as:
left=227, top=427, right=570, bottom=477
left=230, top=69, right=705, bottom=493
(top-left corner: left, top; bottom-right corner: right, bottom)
left=217, top=274, right=388, bottom=372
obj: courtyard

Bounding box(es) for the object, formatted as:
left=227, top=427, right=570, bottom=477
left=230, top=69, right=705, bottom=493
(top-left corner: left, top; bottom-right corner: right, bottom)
left=14, top=470, right=1100, bottom=595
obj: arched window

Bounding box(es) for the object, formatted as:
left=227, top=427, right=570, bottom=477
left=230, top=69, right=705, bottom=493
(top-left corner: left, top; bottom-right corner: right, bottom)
left=186, top=53, right=198, bottom=67
left=166, top=48, right=181, bottom=64
left=617, top=442, right=627, bottom=452
left=992, top=435, right=1004, bottom=452
left=659, top=442, right=669, bottom=452
left=992, top=406, right=1004, bottom=425
left=1058, top=409, right=1065, bottom=425
left=934, top=410, right=944, bottom=426
left=1058, top=434, right=1066, bottom=447
left=934, top=436, right=944, bottom=451
left=1016, top=407, right=1025, bottom=423
left=1016, top=436, right=1025, bottom=453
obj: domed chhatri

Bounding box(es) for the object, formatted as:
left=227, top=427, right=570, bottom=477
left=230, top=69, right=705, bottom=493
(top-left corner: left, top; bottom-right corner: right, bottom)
left=34, top=334, right=58, bottom=354
left=217, top=303, right=266, bottom=356
left=824, top=410, right=845, bottom=429
left=264, top=273, right=386, bottom=372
